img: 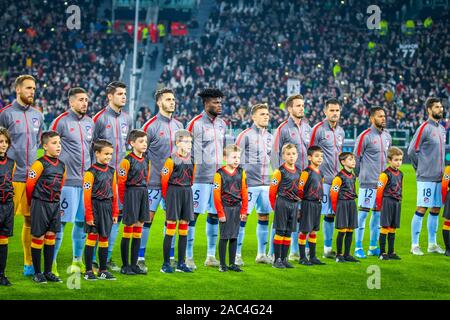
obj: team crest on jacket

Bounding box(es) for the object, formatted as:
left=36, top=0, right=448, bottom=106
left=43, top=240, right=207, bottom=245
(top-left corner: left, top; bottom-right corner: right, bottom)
left=121, top=123, right=128, bottom=137
left=385, top=139, right=390, bottom=150
left=337, top=135, right=343, bottom=146
left=86, top=125, right=93, bottom=139
left=32, top=117, right=40, bottom=131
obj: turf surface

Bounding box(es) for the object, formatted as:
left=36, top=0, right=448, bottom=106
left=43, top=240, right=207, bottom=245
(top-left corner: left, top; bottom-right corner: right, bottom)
left=2, top=164, right=450, bottom=300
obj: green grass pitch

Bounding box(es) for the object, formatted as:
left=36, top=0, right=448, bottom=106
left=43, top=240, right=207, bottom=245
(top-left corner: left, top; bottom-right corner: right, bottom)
left=1, top=164, right=450, bottom=300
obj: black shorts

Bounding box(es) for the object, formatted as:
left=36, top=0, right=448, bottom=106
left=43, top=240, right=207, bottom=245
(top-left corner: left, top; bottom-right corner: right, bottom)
left=31, top=199, right=61, bottom=237
left=85, top=199, right=113, bottom=237
left=0, top=202, right=14, bottom=237
left=219, top=206, right=241, bottom=240
left=122, top=187, right=150, bottom=226
left=380, top=197, right=401, bottom=228
left=273, top=197, right=298, bottom=233
left=299, top=200, right=322, bottom=233
left=165, top=185, right=193, bottom=222
left=335, top=199, right=358, bottom=230
left=444, top=195, right=450, bottom=220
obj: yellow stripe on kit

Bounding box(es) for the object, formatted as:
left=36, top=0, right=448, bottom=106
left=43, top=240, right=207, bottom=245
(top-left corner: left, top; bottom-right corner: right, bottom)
left=0, top=238, right=8, bottom=245
left=99, top=241, right=109, bottom=248
left=86, top=239, right=97, bottom=247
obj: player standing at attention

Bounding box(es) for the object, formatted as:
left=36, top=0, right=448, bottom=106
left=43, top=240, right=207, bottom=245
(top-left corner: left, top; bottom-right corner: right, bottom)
left=83, top=140, right=119, bottom=281
left=330, top=152, right=359, bottom=263
left=0, top=75, right=43, bottom=277
left=213, top=144, right=248, bottom=272
left=0, top=128, right=16, bottom=286
left=272, top=94, right=311, bottom=261
left=441, top=165, right=450, bottom=256
left=408, top=98, right=446, bottom=255
left=375, top=147, right=404, bottom=260
left=309, top=98, right=345, bottom=259
left=235, top=103, right=272, bottom=265
left=187, top=88, right=229, bottom=269
left=118, top=130, right=150, bottom=275
left=160, top=130, right=196, bottom=273
left=269, top=144, right=301, bottom=269
left=297, top=146, right=325, bottom=266
left=93, top=81, right=133, bottom=271
left=141, top=88, right=183, bottom=271
left=50, top=87, right=94, bottom=276
left=26, top=131, right=66, bottom=283
left=353, top=107, right=392, bottom=258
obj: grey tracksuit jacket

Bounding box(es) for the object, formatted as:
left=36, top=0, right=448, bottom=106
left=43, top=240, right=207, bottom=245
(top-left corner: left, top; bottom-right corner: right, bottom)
left=142, top=112, right=183, bottom=189
left=407, top=119, right=446, bottom=182
left=309, top=119, right=345, bottom=185
left=93, top=105, right=133, bottom=171
left=50, top=109, right=94, bottom=187
left=236, top=123, right=273, bottom=187
left=0, top=100, right=43, bottom=182
left=354, top=124, right=392, bottom=189
left=271, top=117, right=311, bottom=170
left=187, top=111, right=231, bottom=184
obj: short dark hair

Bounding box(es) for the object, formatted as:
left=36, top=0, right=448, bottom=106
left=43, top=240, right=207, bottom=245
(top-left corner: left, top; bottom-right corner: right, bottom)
left=175, top=129, right=192, bottom=144
left=154, top=88, right=174, bottom=102
left=307, top=145, right=323, bottom=157
left=285, top=94, right=304, bottom=109
left=251, top=103, right=269, bottom=115
left=0, top=127, right=11, bottom=149
left=128, top=129, right=147, bottom=143
left=425, top=97, right=441, bottom=111
left=369, top=106, right=385, bottom=117
left=339, top=152, right=355, bottom=165
left=94, top=139, right=114, bottom=153
left=106, top=81, right=127, bottom=95
left=198, top=88, right=224, bottom=103
left=14, top=75, right=36, bottom=88
left=41, top=131, right=60, bottom=145
left=68, top=87, right=88, bottom=99
left=325, top=98, right=340, bottom=109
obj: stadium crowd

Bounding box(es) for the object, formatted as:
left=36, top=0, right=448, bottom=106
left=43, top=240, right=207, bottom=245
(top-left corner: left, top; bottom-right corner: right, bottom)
left=157, top=0, right=450, bottom=136
left=0, top=0, right=131, bottom=129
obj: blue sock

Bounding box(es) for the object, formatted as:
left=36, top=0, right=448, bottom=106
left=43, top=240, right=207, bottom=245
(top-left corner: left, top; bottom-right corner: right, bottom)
left=54, top=222, right=66, bottom=262
left=411, top=211, right=424, bottom=246
left=170, top=234, right=176, bottom=259
left=323, top=216, right=335, bottom=248
left=107, top=216, right=121, bottom=261
left=290, top=222, right=299, bottom=255
left=369, top=211, right=380, bottom=248
left=187, top=218, right=197, bottom=259
left=237, top=221, right=246, bottom=256
left=72, top=221, right=86, bottom=259
left=93, top=244, right=97, bottom=263
left=206, top=216, right=219, bottom=257
left=256, top=220, right=269, bottom=255
left=427, top=213, right=439, bottom=245
left=268, top=223, right=275, bottom=256
left=355, top=210, right=369, bottom=249
left=138, top=222, right=152, bottom=260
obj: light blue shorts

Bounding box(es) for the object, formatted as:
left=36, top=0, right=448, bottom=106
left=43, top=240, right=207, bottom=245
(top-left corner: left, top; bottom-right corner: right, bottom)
left=192, top=183, right=216, bottom=214
left=416, top=181, right=442, bottom=208
left=247, top=186, right=272, bottom=215
left=60, top=186, right=85, bottom=223
left=358, top=188, right=377, bottom=210
left=148, top=188, right=166, bottom=212
left=321, top=183, right=333, bottom=215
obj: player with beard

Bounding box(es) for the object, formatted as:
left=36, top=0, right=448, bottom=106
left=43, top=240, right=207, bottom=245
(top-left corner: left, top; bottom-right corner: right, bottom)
left=93, top=81, right=133, bottom=272
left=50, top=88, right=94, bottom=276
left=353, top=107, right=392, bottom=259
left=271, top=95, right=311, bottom=261
left=408, top=98, right=446, bottom=255
left=186, top=88, right=229, bottom=269
left=0, top=75, right=43, bottom=277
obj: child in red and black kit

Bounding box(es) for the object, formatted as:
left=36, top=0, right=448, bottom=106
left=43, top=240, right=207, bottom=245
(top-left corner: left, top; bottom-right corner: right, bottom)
left=298, top=146, right=325, bottom=266
left=0, top=127, right=15, bottom=286
left=83, top=139, right=119, bottom=281
left=26, top=131, right=66, bottom=284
